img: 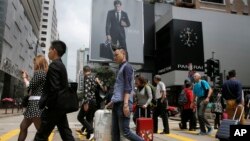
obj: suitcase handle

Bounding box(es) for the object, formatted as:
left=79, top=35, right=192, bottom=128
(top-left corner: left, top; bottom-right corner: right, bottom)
left=138, top=106, right=148, bottom=118
left=232, top=104, right=244, bottom=121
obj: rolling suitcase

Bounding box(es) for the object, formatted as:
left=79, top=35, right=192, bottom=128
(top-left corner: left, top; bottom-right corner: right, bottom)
left=136, top=107, right=153, bottom=141
left=99, top=41, right=114, bottom=60
left=94, top=109, right=112, bottom=141
left=215, top=105, right=244, bottom=141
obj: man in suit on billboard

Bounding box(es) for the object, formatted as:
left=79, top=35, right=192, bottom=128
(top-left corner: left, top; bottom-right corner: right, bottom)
left=106, top=0, right=130, bottom=51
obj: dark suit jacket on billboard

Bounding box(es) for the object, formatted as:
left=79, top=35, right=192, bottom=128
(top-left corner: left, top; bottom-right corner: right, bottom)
left=106, top=9, right=130, bottom=49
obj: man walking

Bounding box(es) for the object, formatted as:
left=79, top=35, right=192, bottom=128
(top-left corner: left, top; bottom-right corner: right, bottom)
left=222, top=70, right=245, bottom=124
left=105, top=48, right=143, bottom=141
left=153, top=75, right=170, bottom=134
left=192, top=72, right=213, bottom=135
left=34, top=40, right=74, bottom=141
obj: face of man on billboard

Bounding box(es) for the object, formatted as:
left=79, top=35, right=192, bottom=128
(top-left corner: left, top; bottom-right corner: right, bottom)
left=115, top=4, right=122, bottom=12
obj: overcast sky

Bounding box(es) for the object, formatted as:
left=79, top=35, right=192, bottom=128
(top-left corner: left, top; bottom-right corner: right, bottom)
left=56, top=0, right=92, bottom=81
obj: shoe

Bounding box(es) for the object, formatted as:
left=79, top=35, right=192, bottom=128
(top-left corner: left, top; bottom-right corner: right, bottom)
left=197, top=132, right=207, bottom=135
left=88, top=133, right=94, bottom=141
left=207, top=127, right=213, bottom=135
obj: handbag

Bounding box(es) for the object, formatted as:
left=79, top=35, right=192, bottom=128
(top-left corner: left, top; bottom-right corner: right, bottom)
left=211, top=94, right=223, bottom=113
left=22, top=95, right=30, bottom=107
left=99, top=40, right=114, bottom=60
left=56, top=82, right=79, bottom=113
left=211, top=102, right=223, bottom=113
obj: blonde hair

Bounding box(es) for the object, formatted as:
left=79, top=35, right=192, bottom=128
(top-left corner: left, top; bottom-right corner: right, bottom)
left=33, top=55, right=48, bottom=72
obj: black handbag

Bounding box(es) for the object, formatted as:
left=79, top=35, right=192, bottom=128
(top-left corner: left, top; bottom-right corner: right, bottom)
left=99, top=41, right=114, bottom=60
left=22, top=95, right=30, bottom=107
left=56, top=82, right=79, bottom=113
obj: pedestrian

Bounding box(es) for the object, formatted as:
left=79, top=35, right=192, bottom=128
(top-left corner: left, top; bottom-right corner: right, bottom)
left=76, top=65, right=97, bottom=140
left=245, top=93, right=250, bottom=119
left=133, top=75, right=153, bottom=124
left=105, top=48, right=144, bottom=141
left=221, top=70, right=245, bottom=124
left=192, top=72, right=213, bottom=135
left=153, top=75, right=170, bottom=134
left=34, top=40, right=75, bottom=141
left=18, top=55, right=48, bottom=141
left=179, top=80, right=196, bottom=131
left=212, top=91, right=225, bottom=129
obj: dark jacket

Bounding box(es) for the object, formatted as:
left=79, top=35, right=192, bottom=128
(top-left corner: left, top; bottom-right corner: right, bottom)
left=106, top=10, right=130, bottom=39
left=222, top=79, right=242, bottom=104
left=44, top=58, right=69, bottom=110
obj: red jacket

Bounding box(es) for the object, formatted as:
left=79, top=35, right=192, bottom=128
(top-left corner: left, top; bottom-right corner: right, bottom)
left=183, top=88, right=194, bottom=110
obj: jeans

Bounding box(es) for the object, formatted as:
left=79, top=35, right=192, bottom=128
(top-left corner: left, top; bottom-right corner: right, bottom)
left=112, top=102, right=144, bottom=141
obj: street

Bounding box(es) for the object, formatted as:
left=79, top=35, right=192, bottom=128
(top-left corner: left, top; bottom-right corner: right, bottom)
left=0, top=109, right=222, bottom=141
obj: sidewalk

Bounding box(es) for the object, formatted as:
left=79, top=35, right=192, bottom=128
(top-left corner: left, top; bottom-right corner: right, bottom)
left=0, top=107, right=24, bottom=118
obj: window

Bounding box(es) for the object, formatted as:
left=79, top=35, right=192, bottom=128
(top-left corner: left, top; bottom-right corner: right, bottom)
left=43, top=13, right=48, bottom=16
left=41, top=37, right=46, bottom=41
left=200, top=0, right=224, bottom=4
left=42, top=19, right=48, bottom=22
left=42, top=25, right=47, bottom=28
left=44, top=7, right=49, bottom=10
left=44, top=1, right=49, bottom=4
left=41, top=31, right=47, bottom=35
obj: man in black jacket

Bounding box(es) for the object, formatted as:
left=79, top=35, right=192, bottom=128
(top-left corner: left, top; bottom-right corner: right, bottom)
left=106, top=0, right=130, bottom=50
left=34, top=40, right=75, bottom=141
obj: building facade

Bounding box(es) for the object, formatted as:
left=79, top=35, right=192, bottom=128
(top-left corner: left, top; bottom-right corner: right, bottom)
left=0, top=0, right=43, bottom=100
left=39, top=0, right=59, bottom=60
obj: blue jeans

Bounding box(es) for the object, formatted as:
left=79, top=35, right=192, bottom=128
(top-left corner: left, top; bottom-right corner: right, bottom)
left=112, top=102, right=144, bottom=141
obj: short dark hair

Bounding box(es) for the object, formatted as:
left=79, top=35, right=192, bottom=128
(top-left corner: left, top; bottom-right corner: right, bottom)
left=228, top=70, right=236, bottom=78
left=114, top=0, right=122, bottom=6
left=83, top=65, right=91, bottom=72
left=51, top=40, right=66, bottom=57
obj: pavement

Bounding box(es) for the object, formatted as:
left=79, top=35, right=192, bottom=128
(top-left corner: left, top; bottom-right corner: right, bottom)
left=0, top=107, right=24, bottom=118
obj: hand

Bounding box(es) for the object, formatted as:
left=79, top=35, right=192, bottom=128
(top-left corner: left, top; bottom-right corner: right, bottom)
left=121, top=20, right=127, bottom=27
left=83, top=103, right=89, bottom=112
left=204, top=97, right=210, bottom=104
left=22, top=70, right=29, bottom=79
left=95, top=77, right=100, bottom=84
left=142, top=105, right=147, bottom=109
left=123, top=105, right=130, bottom=117
left=107, top=35, right=111, bottom=41
left=104, top=101, right=113, bottom=109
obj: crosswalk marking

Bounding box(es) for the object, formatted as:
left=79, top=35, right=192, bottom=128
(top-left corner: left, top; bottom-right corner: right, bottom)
left=166, top=133, right=196, bottom=141
left=0, top=129, right=19, bottom=141
left=0, top=129, right=55, bottom=141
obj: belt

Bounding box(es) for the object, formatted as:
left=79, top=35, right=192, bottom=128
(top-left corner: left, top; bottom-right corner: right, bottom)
left=28, top=96, right=41, bottom=100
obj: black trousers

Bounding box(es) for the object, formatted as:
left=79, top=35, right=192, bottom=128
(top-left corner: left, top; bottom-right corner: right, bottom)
left=34, top=109, right=74, bottom=141
left=180, top=109, right=196, bottom=130
left=153, top=99, right=169, bottom=133
left=77, top=100, right=97, bottom=138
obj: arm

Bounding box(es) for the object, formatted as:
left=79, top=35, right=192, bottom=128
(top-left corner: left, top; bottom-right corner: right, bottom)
left=123, top=65, right=133, bottom=117
left=121, top=12, right=130, bottom=27
left=236, top=83, right=243, bottom=104
left=106, top=11, right=111, bottom=36
left=144, top=85, right=153, bottom=108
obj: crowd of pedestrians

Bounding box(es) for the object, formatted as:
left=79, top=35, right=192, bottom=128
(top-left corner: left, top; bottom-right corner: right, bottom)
left=15, top=39, right=249, bottom=141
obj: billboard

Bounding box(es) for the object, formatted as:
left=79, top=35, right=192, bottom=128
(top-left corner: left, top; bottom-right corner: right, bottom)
left=90, top=0, right=144, bottom=64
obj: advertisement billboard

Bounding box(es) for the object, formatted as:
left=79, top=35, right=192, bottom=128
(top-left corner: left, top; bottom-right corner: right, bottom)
left=90, top=0, right=144, bottom=64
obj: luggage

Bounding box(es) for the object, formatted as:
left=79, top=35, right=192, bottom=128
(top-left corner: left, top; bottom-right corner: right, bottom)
left=215, top=105, right=244, bottom=141
left=136, top=108, right=153, bottom=141
left=99, top=41, right=114, bottom=60
left=94, top=109, right=112, bottom=141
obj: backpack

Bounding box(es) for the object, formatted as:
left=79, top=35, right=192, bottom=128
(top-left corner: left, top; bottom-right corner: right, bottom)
left=178, top=89, right=188, bottom=105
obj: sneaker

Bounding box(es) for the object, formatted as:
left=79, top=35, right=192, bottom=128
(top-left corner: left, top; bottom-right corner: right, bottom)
left=197, top=131, right=207, bottom=135
left=88, top=133, right=94, bottom=141
left=207, top=127, right=213, bottom=135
